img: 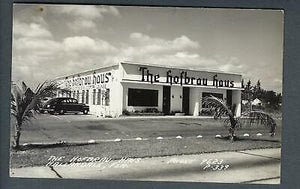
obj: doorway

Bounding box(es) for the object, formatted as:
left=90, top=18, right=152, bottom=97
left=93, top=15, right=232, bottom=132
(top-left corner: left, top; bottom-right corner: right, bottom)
left=182, top=87, right=190, bottom=115
left=163, top=86, right=171, bottom=115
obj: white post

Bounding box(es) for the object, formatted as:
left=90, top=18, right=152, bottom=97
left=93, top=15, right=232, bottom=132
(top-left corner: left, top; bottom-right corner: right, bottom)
left=232, top=90, right=241, bottom=117
left=189, top=88, right=200, bottom=116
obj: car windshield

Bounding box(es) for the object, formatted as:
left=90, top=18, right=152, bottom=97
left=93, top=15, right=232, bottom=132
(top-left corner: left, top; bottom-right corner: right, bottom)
left=45, top=99, right=57, bottom=105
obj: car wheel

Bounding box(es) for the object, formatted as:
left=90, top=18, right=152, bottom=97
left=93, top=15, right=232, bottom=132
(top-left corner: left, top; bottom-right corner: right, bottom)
left=59, top=109, right=65, bottom=115
left=74, top=112, right=78, bottom=115
left=83, top=109, right=88, bottom=115
left=49, top=111, right=54, bottom=115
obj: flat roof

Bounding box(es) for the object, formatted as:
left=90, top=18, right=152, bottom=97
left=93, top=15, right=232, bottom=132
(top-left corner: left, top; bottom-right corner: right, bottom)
left=55, top=63, right=119, bottom=80
left=121, top=61, right=243, bottom=76
left=55, top=61, right=242, bottom=81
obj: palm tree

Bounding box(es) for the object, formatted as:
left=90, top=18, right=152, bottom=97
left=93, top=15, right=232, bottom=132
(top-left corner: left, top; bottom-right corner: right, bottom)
left=202, top=95, right=276, bottom=141
left=11, top=81, right=58, bottom=149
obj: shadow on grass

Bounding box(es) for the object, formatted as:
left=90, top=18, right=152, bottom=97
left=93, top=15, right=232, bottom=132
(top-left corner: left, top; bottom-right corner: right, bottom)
left=12, top=142, right=95, bottom=151
left=217, top=135, right=280, bottom=143
left=237, top=137, right=280, bottom=143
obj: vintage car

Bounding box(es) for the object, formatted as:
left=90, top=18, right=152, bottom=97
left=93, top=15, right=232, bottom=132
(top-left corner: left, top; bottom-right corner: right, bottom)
left=42, top=97, right=89, bottom=115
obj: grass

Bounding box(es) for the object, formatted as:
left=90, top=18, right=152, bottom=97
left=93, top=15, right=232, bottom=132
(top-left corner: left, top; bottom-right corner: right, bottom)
left=10, top=136, right=280, bottom=168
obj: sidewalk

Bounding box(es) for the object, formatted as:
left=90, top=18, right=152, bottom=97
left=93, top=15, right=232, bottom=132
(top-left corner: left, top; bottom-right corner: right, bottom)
left=10, top=148, right=281, bottom=184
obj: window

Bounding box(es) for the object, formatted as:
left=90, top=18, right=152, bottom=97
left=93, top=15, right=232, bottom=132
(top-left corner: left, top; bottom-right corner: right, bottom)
left=105, top=89, right=110, bottom=106
left=97, top=89, right=101, bottom=105
left=86, top=90, right=89, bottom=104
left=101, top=89, right=106, bottom=105
left=82, top=90, right=85, bottom=103
left=202, top=92, right=223, bottom=108
left=128, top=88, right=158, bottom=106
left=92, top=89, right=96, bottom=105
left=76, top=90, right=79, bottom=101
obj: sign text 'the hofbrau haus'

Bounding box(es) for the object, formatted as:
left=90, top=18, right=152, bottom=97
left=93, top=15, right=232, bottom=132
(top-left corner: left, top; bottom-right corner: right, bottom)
left=139, top=67, right=235, bottom=88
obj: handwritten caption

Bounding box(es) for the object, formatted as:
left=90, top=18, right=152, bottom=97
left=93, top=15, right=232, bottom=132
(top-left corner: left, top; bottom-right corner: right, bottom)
left=46, top=156, right=230, bottom=171
left=167, top=158, right=230, bottom=171
left=46, top=156, right=141, bottom=169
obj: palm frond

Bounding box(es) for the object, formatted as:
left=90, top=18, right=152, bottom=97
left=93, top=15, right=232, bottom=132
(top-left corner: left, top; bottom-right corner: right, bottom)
left=22, top=109, right=36, bottom=123
left=202, top=95, right=233, bottom=119
left=11, top=108, right=18, bottom=118
left=11, top=84, right=24, bottom=113
left=21, top=81, right=28, bottom=92
left=223, top=117, right=242, bottom=130
left=241, top=111, right=276, bottom=134
left=35, top=81, right=58, bottom=99
left=33, top=81, right=58, bottom=111
left=11, top=83, right=27, bottom=121
left=11, top=81, right=58, bottom=125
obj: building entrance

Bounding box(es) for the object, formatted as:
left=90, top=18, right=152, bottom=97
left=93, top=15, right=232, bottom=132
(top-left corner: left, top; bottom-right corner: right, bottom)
left=163, top=86, right=171, bottom=114
left=182, top=87, right=190, bottom=115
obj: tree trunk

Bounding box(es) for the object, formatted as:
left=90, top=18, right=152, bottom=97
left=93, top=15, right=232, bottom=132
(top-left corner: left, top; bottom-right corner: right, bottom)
left=229, top=117, right=237, bottom=141
left=229, top=129, right=235, bottom=141
left=13, top=122, right=21, bottom=149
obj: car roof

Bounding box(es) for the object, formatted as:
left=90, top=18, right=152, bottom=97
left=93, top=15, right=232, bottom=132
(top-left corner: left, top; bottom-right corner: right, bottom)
left=51, top=97, right=78, bottom=101
left=55, top=97, right=75, bottom=99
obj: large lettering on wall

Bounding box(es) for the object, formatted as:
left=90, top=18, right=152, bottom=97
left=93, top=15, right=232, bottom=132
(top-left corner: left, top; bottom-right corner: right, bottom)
left=63, top=72, right=112, bottom=88
left=139, top=67, right=235, bottom=88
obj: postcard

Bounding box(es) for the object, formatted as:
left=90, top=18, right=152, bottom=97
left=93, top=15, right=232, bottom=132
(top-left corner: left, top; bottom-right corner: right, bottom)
left=10, top=4, right=283, bottom=184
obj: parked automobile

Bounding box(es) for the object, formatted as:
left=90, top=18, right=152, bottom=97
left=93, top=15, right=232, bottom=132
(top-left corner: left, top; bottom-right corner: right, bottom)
left=42, top=97, right=89, bottom=115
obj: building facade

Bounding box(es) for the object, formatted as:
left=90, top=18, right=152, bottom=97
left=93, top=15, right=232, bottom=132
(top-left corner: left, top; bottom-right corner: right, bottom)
left=56, top=62, right=243, bottom=117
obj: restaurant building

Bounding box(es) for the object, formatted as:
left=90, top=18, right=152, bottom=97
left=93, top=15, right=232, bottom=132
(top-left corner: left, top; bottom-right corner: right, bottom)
left=56, top=62, right=243, bottom=117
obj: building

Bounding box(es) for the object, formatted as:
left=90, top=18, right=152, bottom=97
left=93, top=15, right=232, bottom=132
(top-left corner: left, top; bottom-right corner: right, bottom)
left=251, top=98, right=262, bottom=106
left=56, top=62, right=243, bottom=117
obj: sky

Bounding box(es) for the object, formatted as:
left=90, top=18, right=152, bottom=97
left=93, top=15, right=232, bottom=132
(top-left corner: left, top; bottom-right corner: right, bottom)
left=12, top=4, right=284, bottom=93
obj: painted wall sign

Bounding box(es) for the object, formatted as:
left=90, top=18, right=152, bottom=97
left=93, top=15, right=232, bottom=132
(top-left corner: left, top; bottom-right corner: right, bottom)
left=64, top=72, right=112, bottom=88
left=139, top=67, right=235, bottom=88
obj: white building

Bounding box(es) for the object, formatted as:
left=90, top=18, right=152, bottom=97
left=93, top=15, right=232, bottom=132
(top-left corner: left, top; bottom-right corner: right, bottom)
left=251, top=98, right=262, bottom=106
left=56, top=62, right=243, bottom=117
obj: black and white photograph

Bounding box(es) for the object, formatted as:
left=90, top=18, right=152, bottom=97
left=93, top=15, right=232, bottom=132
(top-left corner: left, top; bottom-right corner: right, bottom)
left=10, top=4, right=283, bottom=184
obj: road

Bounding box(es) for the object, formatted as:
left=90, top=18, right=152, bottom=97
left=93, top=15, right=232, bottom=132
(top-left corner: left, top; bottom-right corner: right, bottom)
left=10, top=148, right=281, bottom=184
left=15, top=114, right=281, bottom=144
